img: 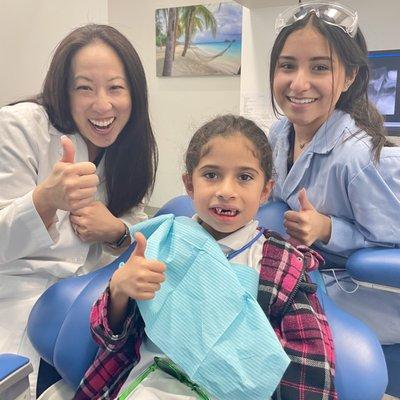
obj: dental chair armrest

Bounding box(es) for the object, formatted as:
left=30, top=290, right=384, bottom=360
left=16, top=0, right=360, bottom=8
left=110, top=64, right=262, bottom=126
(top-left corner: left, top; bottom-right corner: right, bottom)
left=0, top=354, right=33, bottom=398
left=0, top=354, right=31, bottom=382
left=346, top=247, right=400, bottom=290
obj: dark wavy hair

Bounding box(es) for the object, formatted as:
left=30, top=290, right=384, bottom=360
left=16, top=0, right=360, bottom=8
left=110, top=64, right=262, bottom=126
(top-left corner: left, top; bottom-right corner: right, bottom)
left=17, top=24, right=158, bottom=216
left=269, top=13, right=395, bottom=162
left=185, top=114, right=273, bottom=182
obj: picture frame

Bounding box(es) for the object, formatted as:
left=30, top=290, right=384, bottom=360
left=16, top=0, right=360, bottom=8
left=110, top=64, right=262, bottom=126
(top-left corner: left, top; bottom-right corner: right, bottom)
left=155, top=2, right=242, bottom=77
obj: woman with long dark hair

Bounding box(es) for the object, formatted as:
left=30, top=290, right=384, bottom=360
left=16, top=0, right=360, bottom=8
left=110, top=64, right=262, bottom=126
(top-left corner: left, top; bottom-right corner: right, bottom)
left=0, top=24, right=158, bottom=393
left=268, top=2, right=399, bottom=345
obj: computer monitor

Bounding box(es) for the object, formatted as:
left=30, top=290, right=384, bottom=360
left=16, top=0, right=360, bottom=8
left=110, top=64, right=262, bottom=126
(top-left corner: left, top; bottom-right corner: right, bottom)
left=368, top=49, right=400, bottom=136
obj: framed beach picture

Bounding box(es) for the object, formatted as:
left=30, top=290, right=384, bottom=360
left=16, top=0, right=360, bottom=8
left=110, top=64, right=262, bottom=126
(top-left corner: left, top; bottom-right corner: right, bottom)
left=155, top=2, right=242, bottom=77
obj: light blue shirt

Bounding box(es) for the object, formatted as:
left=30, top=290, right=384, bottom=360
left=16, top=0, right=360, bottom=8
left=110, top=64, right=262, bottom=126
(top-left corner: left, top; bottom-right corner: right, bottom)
left=269, top=110, right=400, bottom=257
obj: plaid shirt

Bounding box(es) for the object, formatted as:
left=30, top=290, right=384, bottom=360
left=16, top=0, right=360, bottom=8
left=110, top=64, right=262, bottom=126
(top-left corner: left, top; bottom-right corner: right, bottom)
left=74, top=231, right=337, bottom=400
left=258, top=232, right=337, bottom=400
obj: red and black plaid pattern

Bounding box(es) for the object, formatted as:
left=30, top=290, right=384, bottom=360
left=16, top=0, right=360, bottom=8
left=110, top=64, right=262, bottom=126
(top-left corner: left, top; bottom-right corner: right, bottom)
left=258, top=232, right=337, bottom=400
left=73, top=289, right=144, bottom=400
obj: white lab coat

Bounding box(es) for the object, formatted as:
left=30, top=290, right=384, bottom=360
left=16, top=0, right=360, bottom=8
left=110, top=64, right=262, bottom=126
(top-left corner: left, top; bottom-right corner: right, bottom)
left=0, top=102, right=147, bottom=394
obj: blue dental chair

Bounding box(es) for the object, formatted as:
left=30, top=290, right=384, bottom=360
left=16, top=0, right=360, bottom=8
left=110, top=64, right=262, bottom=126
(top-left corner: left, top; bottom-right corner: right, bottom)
left=346, top=248, right=400, bottom=397
left=0, top=197, right=393, bottom=399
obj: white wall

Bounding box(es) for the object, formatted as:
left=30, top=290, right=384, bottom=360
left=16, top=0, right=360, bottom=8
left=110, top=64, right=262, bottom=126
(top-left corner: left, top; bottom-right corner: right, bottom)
left=108, top=0, right=241, bottom=207
left=0, top=0, right=108, bottom=106
left=240, top=4, right=283, bottom=132
left=240, top=0, right=400, bottom=135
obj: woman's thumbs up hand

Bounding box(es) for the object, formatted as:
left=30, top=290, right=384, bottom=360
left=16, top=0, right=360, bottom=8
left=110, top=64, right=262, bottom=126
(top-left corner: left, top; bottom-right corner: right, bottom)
left=283, top=188, right=332, bottom=246
left=33, top=135, right=99, bottom=227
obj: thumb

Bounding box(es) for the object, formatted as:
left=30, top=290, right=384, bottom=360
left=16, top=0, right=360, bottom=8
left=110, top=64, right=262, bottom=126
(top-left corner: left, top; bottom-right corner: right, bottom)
left=131, top=232, right=147, bottom=258
left=60, top=135, right=75, bottom=163
left=298, top=188, right=314, bottom=211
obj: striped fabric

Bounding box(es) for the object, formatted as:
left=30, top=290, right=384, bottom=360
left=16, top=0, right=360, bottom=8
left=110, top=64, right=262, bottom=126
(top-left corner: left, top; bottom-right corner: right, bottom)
left=74, top=230, right=337, bottom=400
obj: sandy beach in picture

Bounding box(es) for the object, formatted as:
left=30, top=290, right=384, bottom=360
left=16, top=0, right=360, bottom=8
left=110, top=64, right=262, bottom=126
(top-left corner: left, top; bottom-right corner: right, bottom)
left=156, top=44, right=240, bottom=77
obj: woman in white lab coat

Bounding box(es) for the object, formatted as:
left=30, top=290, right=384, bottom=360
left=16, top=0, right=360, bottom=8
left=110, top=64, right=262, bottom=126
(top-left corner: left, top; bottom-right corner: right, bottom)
left=0, top=24, right=158, bottom=395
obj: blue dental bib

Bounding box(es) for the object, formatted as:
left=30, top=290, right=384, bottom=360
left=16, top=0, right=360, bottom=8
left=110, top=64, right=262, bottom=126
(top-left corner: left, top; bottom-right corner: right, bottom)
left=129, top=214, right=290, bottom=400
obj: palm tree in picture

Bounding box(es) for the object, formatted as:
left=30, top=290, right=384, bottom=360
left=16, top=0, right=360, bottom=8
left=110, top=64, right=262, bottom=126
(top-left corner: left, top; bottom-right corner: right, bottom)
left=155, top=8, right=168, bottom=47
left=180, top=5, right=217, bottom=57
left=162, top=7, right=178, bottom=76
left=173, top=10, right=184, bottom=60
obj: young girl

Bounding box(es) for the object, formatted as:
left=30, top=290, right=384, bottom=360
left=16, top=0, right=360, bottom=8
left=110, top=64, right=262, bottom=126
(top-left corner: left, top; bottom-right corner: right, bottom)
left=74, top=115, right=337, bottom=400
left=267, top=2, right=400, bottom=344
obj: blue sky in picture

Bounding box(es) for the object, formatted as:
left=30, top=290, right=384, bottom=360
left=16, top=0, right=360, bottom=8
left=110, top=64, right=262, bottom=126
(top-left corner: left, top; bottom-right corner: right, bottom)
left=187, top=3, right=242, bottom=44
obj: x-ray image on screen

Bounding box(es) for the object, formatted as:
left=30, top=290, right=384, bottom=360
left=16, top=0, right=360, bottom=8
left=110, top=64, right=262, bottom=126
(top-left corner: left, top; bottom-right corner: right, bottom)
left=368, top=49, right=400, bottom=135
left=368, top=67, right=397, bottom=116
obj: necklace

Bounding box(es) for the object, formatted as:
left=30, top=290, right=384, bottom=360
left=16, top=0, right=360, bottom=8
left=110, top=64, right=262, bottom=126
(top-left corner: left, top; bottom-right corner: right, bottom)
left=298, top=137, right=313, bottom=149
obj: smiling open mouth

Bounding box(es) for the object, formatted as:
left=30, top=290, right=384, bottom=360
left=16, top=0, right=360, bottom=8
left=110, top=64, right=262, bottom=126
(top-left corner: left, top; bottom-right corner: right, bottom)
left=288, top=97, right=317, bottom=104
left=89, top=117, right=115, bottom=130
left=212, top=207, right=239, bottom=216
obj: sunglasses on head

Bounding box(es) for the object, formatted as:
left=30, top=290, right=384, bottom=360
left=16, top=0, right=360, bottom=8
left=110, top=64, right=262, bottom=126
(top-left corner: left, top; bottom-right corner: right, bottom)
left=275, top=1, right=358, bottom=38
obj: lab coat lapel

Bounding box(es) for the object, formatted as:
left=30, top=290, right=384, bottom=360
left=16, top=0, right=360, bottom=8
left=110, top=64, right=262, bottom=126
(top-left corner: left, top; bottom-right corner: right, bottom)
left=281, top=150, right=313, bottom=201
left=273, top=122, right=313, bottom=202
